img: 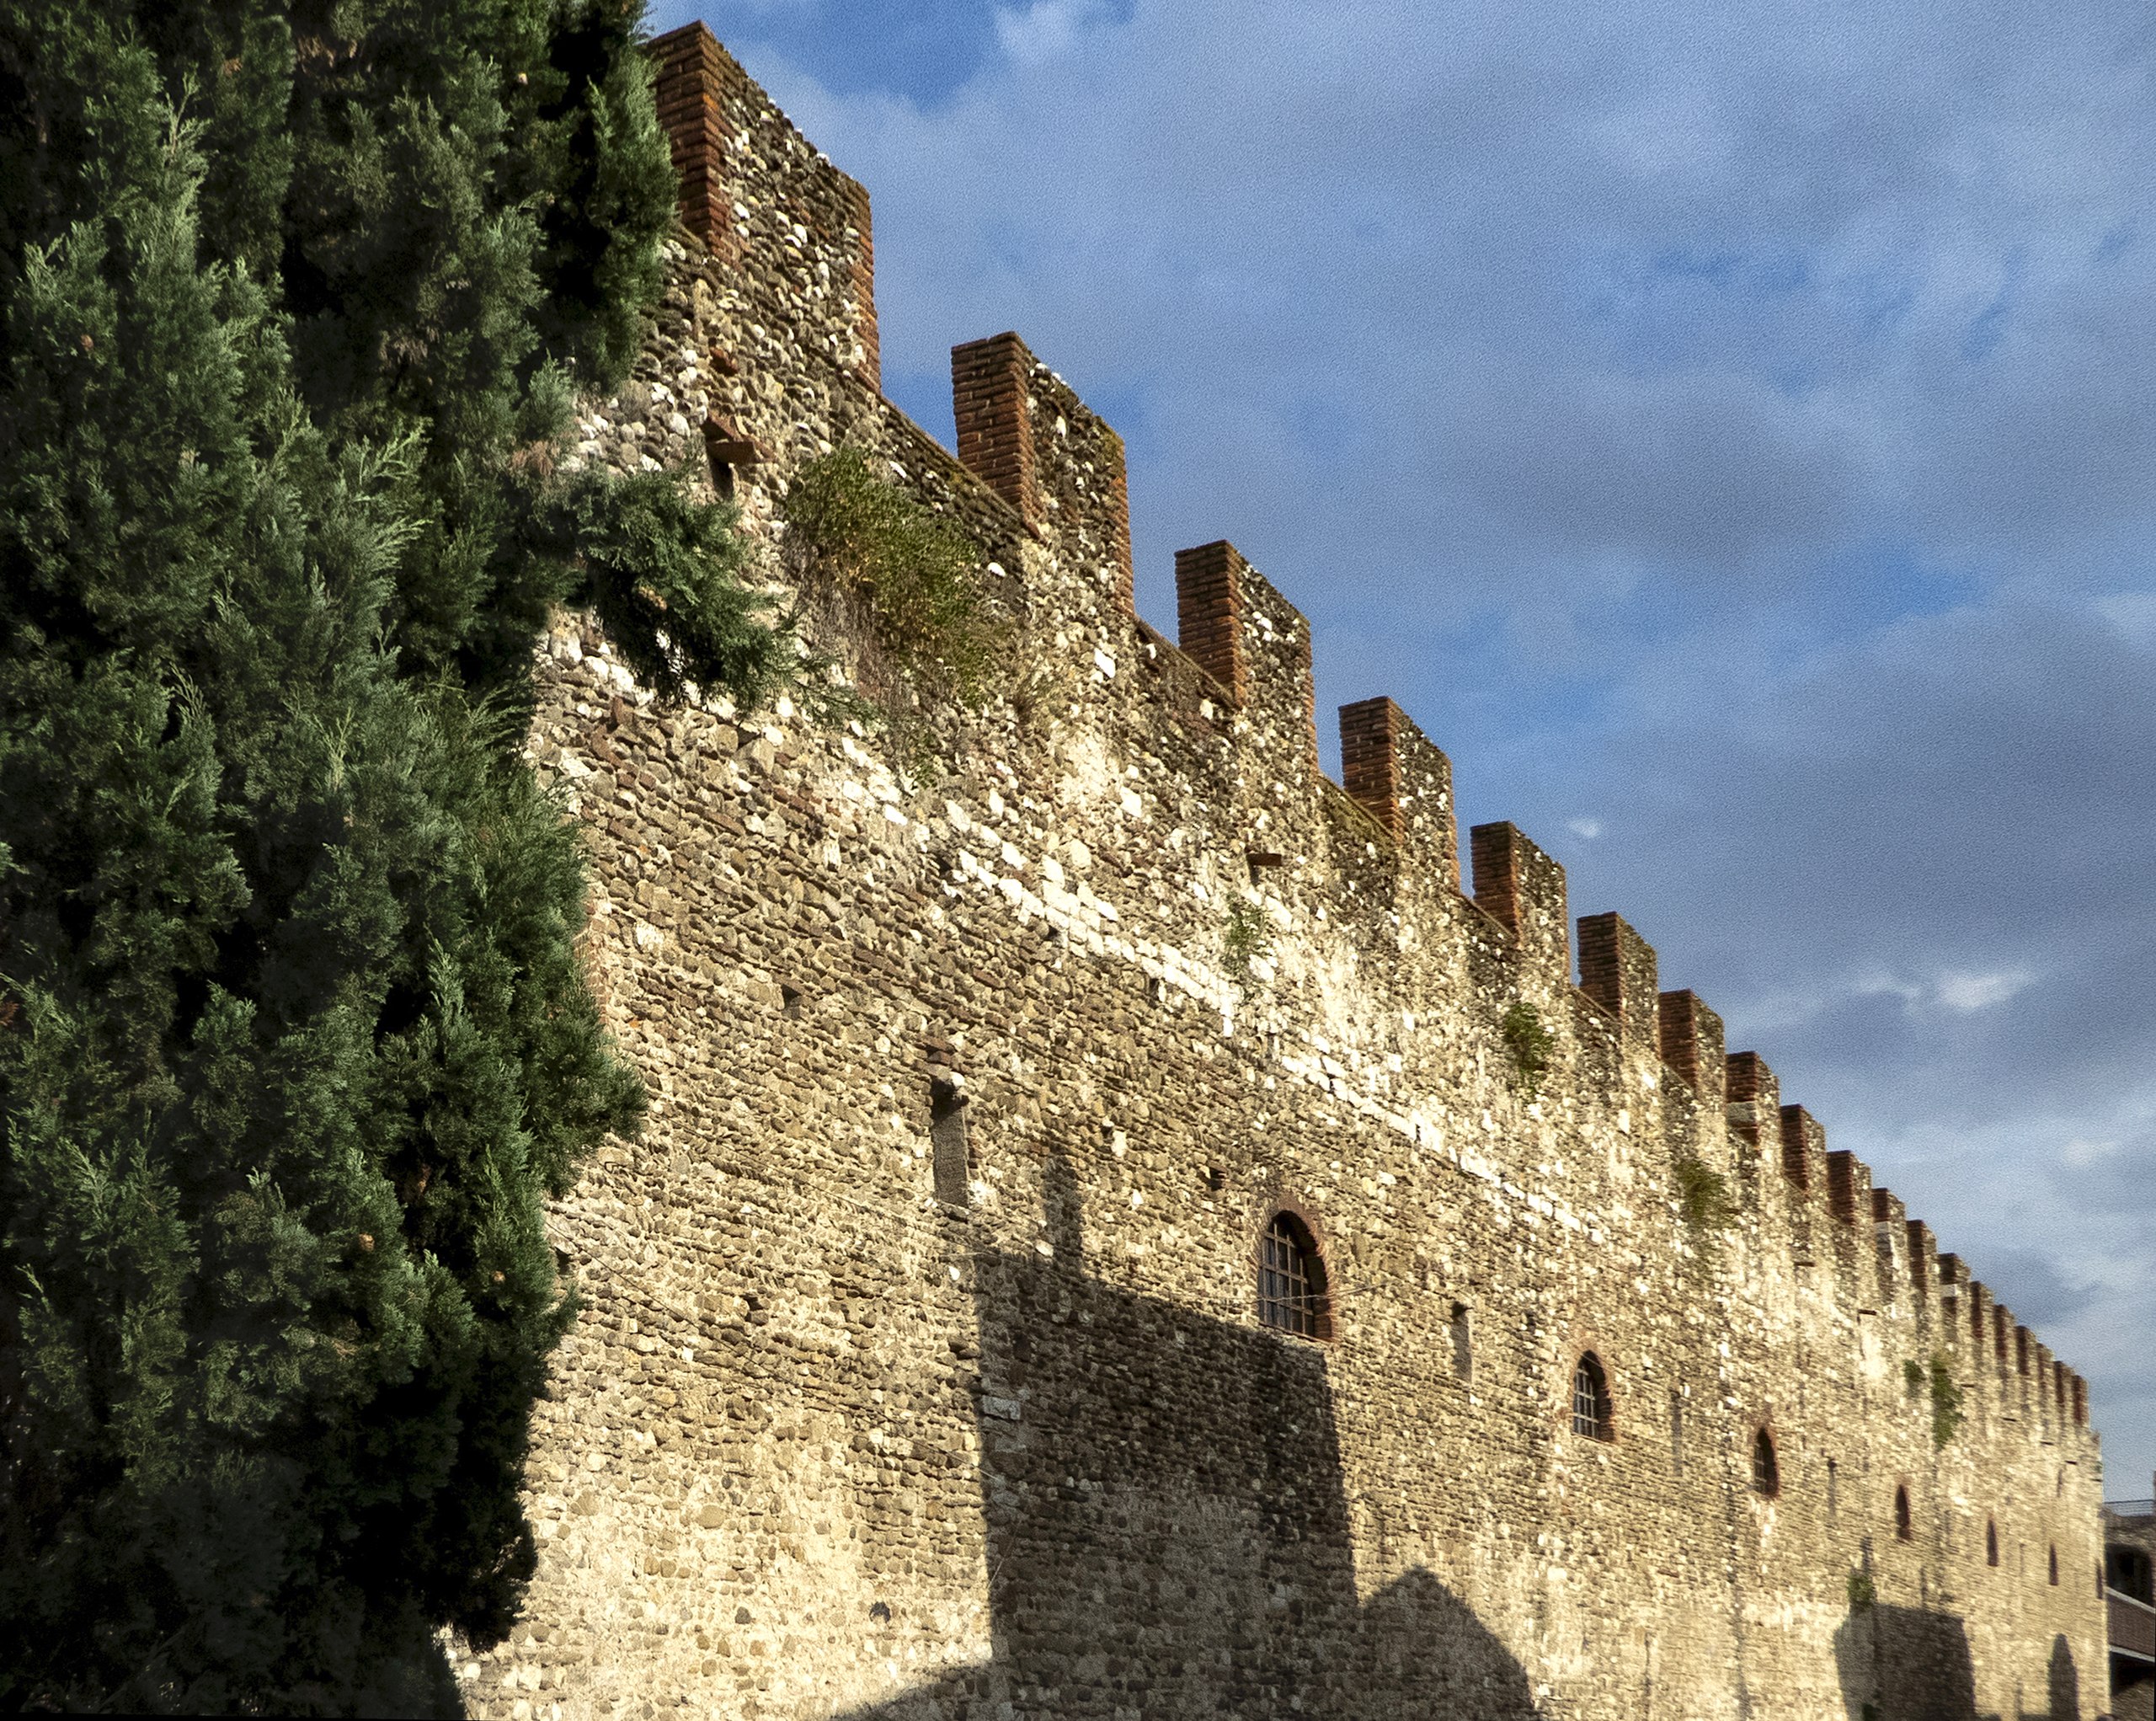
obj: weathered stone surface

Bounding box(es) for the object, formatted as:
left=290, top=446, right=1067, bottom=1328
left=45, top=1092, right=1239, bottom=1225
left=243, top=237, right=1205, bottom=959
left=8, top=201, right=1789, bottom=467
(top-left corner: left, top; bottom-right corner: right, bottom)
left=455, top=23, right=2109, bottom=1720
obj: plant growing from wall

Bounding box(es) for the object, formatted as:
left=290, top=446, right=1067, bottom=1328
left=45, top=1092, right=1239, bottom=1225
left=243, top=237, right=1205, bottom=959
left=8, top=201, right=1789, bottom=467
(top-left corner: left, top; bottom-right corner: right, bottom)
left=1500, top=1002, right=1555, bottom=1098
left=1223, top=898, right=1273, bottom=998
left=1673, top=1157, right=1733, bottom=1233
left=784, top=447, right=1000, bottom=712
left=0, top=0, right=783, bottom=1708
left=1847, top=1567, right=1877, bottom=1611
left=1929, top=1351, right=1965, bottom=1450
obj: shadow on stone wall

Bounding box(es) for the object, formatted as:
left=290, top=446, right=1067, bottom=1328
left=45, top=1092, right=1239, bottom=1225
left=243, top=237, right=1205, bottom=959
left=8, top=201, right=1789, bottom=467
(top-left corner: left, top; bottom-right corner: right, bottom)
left=839, top=1159, right=1539, bottom=1718
left=1831, top=1603, right=2079, bottom=1721
left=1833, top=1601, right=1980, bottom=1719
left=2043, top=1633, right=2079, bottom=1721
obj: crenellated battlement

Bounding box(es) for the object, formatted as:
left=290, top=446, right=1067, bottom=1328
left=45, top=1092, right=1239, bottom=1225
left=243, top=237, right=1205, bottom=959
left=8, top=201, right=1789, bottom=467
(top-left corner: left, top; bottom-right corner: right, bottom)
left=474, top=26, right=2107, bottom=1719
left=627, top=38, right=2086, bottom=1435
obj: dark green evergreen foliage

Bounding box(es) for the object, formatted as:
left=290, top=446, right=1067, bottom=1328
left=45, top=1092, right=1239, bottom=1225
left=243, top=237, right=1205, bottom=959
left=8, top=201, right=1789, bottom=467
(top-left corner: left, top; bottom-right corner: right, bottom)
left=531, top=466, right=791, bottom=706
left=128, top=0, right=729, bottom=695
left=0, top=0, right=778, bottom=1708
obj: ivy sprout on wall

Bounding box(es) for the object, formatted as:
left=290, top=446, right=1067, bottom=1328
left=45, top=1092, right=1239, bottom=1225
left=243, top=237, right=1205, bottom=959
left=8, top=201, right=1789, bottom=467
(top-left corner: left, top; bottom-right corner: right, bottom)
left=1501, top=1002, right=1555, bottom=1098
left=1929, top=1352, right=1965, bottom=1449
left=1847, top=1567, right=1876, bottom=1611
left=1223, top=898, right=1273, bottom=997
left=1673, top=1157, right=1732, bottom=1233
left=784, top=447, right=1000, bottom=705
left=1900, top=1353, right=1964, bottom=1446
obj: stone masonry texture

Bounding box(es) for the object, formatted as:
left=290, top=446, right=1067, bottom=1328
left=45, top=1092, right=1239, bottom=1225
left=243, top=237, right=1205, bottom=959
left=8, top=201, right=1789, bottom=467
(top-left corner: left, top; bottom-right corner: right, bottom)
left=453, top=22, right=2111, bottom=1720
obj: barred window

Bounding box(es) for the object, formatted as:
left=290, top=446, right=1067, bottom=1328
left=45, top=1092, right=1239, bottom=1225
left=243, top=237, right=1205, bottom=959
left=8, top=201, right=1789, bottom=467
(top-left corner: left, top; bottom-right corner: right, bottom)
left=1257, top=1214, right=1329, bottom=1339
left=1571, top=1353, right=1613, bottom=1441
left=1752, top=1429, right=1780, bottom=1498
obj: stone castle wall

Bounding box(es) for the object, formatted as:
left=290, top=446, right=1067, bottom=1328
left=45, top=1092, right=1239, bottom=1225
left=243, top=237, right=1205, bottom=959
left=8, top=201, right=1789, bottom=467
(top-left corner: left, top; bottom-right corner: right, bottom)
left=455, top=23, right=2110, bottom=1719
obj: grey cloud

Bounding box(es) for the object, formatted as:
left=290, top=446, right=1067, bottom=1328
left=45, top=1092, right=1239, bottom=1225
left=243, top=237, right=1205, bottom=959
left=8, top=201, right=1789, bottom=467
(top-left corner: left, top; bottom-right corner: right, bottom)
left=1964, top=1249, right=2100, bottom=1333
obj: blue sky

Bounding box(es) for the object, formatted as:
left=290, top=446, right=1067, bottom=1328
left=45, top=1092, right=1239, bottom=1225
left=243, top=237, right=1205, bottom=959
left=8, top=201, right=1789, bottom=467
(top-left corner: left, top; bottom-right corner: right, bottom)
left=660, top=0, right=2156, bottom=1497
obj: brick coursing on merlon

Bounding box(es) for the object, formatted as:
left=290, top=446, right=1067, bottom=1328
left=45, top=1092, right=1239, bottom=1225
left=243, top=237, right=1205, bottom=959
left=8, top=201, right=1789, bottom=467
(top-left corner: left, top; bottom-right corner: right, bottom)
left=455, top=20, right=2111, bottom=1719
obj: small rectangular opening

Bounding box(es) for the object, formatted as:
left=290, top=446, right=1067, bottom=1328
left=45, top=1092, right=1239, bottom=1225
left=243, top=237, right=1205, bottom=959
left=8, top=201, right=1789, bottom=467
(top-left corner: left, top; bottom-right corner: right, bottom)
left=930, top=1079, right=969, bottom=1209
left=780, top=983, right=803, bottom=1020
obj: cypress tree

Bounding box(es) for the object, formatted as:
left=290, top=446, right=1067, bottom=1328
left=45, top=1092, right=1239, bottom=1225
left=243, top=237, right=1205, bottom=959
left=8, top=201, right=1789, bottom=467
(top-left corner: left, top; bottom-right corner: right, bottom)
left=0, top=1, right=782, bottom=1708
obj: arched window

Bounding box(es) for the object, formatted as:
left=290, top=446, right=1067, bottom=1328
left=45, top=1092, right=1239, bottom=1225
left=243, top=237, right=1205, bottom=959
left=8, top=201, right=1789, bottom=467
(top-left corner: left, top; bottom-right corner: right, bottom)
left=2047, top=1545, right=2058, bottom=1586
left=1571, top=1353, right=1614, bottom=1441
left=1894, top=1484, right=1913, bottom=1541
left=1986, top=1519, right=1999, bottom=1567
left=1751, top=1429, right=1780, bottom=1498
left=1257, top=1213, right=1330, bottom=1339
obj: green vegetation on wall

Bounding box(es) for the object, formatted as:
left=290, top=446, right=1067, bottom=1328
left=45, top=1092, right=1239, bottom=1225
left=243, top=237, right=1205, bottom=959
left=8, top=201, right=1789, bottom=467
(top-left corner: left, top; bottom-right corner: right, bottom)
left=1673, top=1157, right=1733, bottom=1234
left=0, top=0, right=782, bottom=1708
left=1222, top=898, right=1273, bottom=997
left=1929, top=1351, right=1965, bottom=1450
left=1501, top=1002, right=1555, bottom=1098
left=1902, top=1352, right=1963, bottom=1447
left=784, top=447, right=999, bottom=708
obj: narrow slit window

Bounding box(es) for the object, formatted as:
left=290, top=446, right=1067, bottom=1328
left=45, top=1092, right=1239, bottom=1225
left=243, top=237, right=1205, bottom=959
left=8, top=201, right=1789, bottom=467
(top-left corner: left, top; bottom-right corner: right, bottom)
left=1751, top=1429, right=1780, bottom=1498
left=1257, top=1214, right=1329, bottom=1339
left=2047, top=1545, right=2058, bottom=1586
left=929, top=1080, right=969, bottom=1208
left=1894, top=1484, right=1913, bottom=1541
left=1571, top=1353, right=1613, bottom=1441
left=1986, top=1520, right=1999, bottom=1567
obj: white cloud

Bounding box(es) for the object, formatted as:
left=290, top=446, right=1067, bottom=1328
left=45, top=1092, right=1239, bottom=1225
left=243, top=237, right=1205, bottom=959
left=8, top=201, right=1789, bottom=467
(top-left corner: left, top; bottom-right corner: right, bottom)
left=1933, top=968, right=2034, bottom=1013
left=2096, top=591, right=2156, bottom=644
left=992, top=0, right=1112, bottom=67
left=1566, top=816, right=1604, bottom=841
left=1852, top=970, right=1925, bottom=1007
left=1742, top=966, right=2031, bottom=1028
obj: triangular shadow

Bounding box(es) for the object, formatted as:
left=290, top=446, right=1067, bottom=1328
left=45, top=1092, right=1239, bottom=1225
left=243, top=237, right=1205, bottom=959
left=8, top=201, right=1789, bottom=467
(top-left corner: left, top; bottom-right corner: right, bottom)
left=838, top=1153, right=1540, bottom=1718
